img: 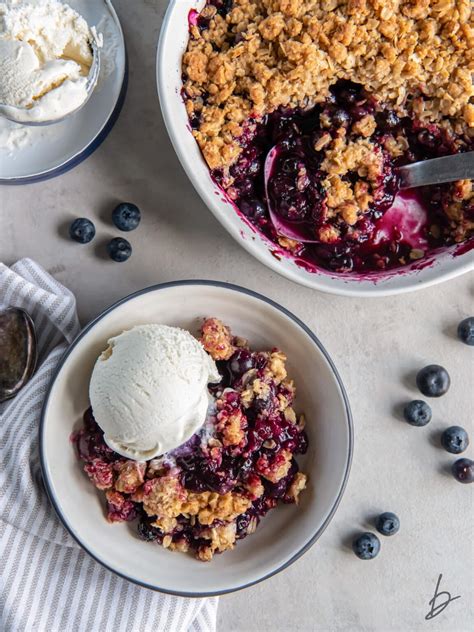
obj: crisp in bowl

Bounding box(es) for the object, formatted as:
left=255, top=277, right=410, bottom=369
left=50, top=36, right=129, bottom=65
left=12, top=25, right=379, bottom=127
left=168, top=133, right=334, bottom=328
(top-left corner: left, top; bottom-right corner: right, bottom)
left=40, top=281, right=352, bottom=596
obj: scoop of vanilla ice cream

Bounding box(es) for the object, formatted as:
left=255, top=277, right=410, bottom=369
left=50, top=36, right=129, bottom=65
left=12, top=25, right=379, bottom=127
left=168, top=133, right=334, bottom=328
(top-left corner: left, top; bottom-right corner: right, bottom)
left=0, top=1, right=100, bottom=122
left=89, top=324, right=221, bottom=460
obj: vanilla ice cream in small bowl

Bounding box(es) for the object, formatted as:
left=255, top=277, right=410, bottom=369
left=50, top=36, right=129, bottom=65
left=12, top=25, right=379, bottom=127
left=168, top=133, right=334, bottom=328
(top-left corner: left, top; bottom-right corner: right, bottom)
left=0, top=0, right=102, bottom=125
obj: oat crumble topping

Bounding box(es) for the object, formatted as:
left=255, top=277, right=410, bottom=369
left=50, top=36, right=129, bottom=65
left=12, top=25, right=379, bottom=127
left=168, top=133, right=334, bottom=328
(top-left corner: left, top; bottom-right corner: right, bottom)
left=182, top=0, right=473, bottom=272
left=183, top=0, right=473, bottom=171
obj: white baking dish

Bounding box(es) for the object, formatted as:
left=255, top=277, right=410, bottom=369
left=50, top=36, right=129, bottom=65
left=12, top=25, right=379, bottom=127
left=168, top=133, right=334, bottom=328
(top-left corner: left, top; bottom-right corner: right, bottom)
left=157, top=0, right=473, bottom=296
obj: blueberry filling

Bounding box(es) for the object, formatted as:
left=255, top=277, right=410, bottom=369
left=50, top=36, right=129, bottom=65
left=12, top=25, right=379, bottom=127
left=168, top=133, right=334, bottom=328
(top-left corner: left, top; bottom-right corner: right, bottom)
left=183, top=25, right=473, bottom=275
left=73, top=323, right=308, bottom=559
left=204, top=82, right=473, bottom=273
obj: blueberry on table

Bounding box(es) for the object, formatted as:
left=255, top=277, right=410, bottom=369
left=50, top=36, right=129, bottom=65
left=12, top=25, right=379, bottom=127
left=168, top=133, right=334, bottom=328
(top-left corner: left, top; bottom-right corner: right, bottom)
left=451, top=458, right=474, bottom=484
left=107, top=238, right=132, bottom=262
left=441, top=426, right=469, bottom=454
left=69, top=218, right=96, bottom=244
left=352, top=532, right=380, bottom=560
left=403, top=400, right=432, bottom=426
left=112, top=203, right=141, bottom=232
left=457, top=317, right=474, bottom=346
left=375, top=512, right=400, bottom=536
left=416, top=365, right=450, bottom=397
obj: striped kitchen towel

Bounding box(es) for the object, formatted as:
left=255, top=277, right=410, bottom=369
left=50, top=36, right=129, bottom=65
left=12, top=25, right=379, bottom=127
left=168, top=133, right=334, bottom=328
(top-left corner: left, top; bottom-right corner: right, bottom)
left=0, top=259, right=218, bottom=632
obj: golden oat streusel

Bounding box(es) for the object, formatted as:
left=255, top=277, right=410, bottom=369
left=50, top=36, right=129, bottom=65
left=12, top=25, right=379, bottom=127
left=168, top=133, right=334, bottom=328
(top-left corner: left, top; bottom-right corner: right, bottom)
left=182, top=0, right=473, bottom=274
left=183, top=0, right=473, bottom=171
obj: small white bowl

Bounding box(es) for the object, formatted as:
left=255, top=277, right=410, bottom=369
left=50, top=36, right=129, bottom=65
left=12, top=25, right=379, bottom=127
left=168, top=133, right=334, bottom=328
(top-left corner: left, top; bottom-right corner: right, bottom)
left=40, top=281, right=353, bottom=596
left=0, top=0, right=126, bottom=184
left=157, top=0, right=473, bottom=297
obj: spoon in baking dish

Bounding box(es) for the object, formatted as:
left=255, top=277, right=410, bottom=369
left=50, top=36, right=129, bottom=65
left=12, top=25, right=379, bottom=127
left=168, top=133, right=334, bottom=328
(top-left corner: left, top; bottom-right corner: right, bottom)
left=264, top=148, right=474, bottom=243
left=0, top=39, right=101, bottom=126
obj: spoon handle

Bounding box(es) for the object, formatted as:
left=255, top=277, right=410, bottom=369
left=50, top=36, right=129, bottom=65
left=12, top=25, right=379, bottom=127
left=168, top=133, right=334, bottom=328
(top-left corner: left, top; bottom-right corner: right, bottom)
left=398, top=151, right=474, bottom=189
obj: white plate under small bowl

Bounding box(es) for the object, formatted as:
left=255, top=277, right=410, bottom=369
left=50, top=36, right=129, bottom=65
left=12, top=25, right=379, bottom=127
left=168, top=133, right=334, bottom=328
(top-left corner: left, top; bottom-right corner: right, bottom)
left=157, top=0, right=474, bottom=296
left=40, top=281, right=353, bottom=596
left=0, top=0, right=127, bottom=185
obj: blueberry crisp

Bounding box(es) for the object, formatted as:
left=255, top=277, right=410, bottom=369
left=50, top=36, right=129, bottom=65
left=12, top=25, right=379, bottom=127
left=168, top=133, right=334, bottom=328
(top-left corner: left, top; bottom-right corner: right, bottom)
left=182, top=0, right=473, bottom=273
left=73, top=318, right=308, bottom=561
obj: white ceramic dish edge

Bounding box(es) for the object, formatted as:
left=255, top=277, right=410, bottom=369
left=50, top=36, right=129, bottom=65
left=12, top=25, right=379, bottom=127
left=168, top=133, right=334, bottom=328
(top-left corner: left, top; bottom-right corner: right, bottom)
left=156, top=0, right=474, bottom=297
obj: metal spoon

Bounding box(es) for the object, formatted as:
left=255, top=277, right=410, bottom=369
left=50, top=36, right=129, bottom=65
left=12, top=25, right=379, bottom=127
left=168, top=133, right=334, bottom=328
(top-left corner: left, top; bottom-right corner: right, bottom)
left=264, top=149, right=474, bottom=243
left=0, top=308, right=37, bottom=403
left=0, top=39, right=101, bottom=126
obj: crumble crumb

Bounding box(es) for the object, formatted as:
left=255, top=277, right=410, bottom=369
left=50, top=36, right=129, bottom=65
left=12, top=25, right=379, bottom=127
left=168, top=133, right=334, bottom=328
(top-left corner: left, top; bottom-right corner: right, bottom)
left=183, top=0, right=473, bottom=172
left=200, top=317, right=235, bottom=360
left=105, top=490, right=137, bottom=523
left=141, top=475, right=251, bottom=527
left=141, top=476, right=187, bottom=517
left=151, top=516, right=178, bottom=532
left=84, top=459, right=114, bottom=490
left=197, top=492, right=251, bottom=525
left=256, top=449, right=293, bottom=483
left=199, top=522, right=238, bottom=559
left=114, top=460, right=146, bottom=494
left=267, top=350, right=288, bottom=383
left=286, top=472, right=307, bottom=503
left=243, top=474, right=265, bottom=500
left=216, top=408, right=247, bottom=447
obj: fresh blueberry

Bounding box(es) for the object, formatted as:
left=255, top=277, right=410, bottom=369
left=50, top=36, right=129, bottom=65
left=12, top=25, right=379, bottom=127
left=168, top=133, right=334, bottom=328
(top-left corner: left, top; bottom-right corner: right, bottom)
left=451, top=458, right=474, bottom=484
left=352, top=532, right=380, bottom=560
left=69, top=218, right=96, bottom=244
left=457, top=317, right=474, bottom=346
left=107, top=237, right=132, bottom=262
left=375, top=512, right=400, bottom=536
left=416, top=365, right=450, bottom=397
left=441, top=426, right=469, bottom=454
left=403, top=400, right=432, bottom=426
left=112, top=203, right=141, bottom=232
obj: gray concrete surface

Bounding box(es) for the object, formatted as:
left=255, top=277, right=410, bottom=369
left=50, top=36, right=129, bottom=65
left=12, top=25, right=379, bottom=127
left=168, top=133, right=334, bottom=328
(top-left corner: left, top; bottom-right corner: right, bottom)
left=1, top=2, right=473, bottom=631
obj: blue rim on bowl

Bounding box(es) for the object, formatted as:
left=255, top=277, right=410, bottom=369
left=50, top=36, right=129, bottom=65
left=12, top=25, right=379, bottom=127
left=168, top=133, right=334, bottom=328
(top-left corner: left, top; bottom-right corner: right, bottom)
left=39, top=280, right=353, bottom=596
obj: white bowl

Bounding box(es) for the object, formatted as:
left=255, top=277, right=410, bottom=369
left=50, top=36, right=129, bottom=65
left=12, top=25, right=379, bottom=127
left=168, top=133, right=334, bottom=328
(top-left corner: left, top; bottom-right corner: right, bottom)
left=40, top=281, right=353, bottom=596
left=0, top=0, right=126, bottom=184
left=156, top=0, right=473, bottom=297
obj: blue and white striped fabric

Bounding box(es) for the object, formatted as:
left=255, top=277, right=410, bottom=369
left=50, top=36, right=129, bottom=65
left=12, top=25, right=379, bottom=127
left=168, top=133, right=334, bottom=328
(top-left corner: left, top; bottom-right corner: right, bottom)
left=0, top=259, right=218, bottom=632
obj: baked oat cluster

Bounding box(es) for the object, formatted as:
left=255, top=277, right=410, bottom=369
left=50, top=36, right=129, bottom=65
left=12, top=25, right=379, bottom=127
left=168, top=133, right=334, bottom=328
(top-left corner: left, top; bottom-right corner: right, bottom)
left=182, top=0, right=473, bottom=273
left=183, top=0, right=473, bottom=170
left=73, top=318, right=308, bottom=561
